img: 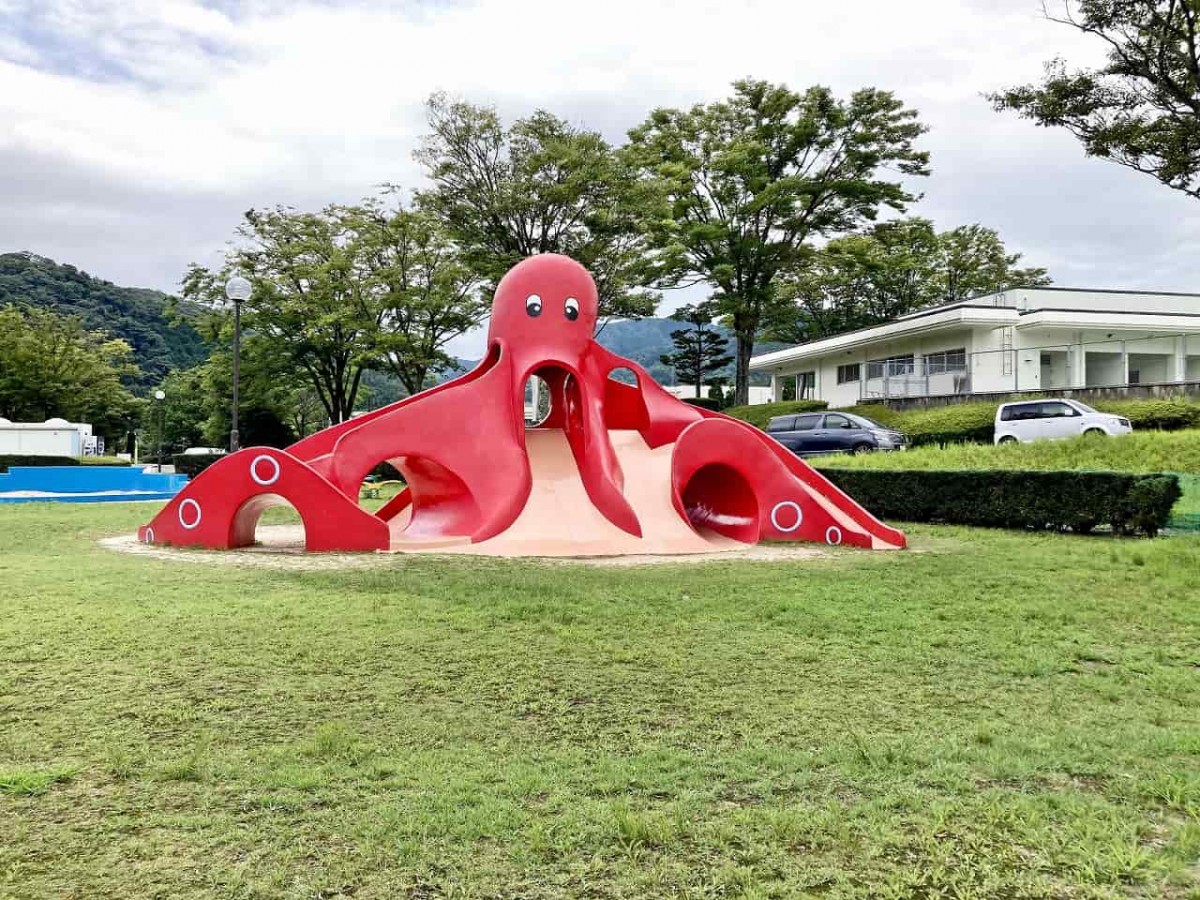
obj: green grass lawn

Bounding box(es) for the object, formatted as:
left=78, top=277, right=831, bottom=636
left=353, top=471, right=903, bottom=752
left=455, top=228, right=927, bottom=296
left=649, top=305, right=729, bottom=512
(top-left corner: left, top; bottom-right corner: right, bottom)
left=2, top=503, right=1200, bottom=898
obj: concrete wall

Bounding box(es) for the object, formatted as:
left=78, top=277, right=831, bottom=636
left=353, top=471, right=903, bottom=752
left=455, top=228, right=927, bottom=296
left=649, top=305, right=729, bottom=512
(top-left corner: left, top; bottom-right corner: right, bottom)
left=0, top=426, right=82, bottom=456
left=1007, top=288, right=1200, bottom=315
left=1128, top=353, right=1171, bottom=384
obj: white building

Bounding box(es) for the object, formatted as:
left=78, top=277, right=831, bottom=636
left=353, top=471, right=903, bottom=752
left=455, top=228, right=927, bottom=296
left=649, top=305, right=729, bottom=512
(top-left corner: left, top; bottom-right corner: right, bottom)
left=0, top=418, right=98, bottom=456
left=749, top=288, right=1200, bottom=408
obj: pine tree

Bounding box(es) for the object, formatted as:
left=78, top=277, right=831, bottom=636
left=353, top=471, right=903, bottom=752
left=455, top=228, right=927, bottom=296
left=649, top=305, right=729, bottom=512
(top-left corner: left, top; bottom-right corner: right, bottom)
left=659, top=303, right=733, bottom=397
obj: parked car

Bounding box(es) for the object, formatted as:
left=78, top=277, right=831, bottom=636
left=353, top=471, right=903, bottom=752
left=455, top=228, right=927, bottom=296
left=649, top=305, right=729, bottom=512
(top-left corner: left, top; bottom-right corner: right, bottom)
left=766, top=412, right=906, bottom=456
left=993, top=399, right=1132, bottom=444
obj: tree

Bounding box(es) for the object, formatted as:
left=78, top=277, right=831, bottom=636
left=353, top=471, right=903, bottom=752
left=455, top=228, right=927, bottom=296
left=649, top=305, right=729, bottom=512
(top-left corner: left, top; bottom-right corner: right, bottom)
left=938, top=223, right=1051, bottom=303
left=625, top=80, right=929, bottom=405
left=183, top=206, right=386, bottom=424
left=766, top=219, right=1050, bottom=343
left=0, top=305, right=139, bottom=440
left=992, top=1, right=1200, bottom=200
left=659, top=302, right=733, bottom=395
left=185, top=199, right=488, bottom=423
left=416, top=94, right=664, bottom=322
left=347, top=198, right=488, bottom=395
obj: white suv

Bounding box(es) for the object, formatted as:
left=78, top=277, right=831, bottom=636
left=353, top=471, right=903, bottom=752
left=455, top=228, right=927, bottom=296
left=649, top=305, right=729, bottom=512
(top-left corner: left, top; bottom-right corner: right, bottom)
left=994, top=399, right=1132, bottom=445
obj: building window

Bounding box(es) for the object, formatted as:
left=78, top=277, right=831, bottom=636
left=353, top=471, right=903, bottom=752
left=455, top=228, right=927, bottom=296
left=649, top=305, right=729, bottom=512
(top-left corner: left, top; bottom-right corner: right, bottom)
left=836, top=363, right=861, bottom=384
left=867, top=354, right=914, bottom=379
left=797, top=371, right=816, bottom=399
left=923, top=348, right=967, bottom=375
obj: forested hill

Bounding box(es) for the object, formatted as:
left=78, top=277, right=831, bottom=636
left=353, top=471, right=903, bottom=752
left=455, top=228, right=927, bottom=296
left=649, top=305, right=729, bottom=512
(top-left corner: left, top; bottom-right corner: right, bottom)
left=0, top=252, right=207, bottom=385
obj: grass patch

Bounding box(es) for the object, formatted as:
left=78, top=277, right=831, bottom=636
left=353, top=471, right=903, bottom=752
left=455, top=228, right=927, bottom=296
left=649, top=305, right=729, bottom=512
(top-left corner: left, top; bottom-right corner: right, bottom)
left=0, top=769, right=74, bottom=796
left=1, top=502, right=1199, bottom=897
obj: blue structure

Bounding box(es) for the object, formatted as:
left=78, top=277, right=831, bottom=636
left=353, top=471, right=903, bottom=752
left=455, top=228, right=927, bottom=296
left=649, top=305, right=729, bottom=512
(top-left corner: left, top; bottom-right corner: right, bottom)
left=0, top=466, right=188, bottom=503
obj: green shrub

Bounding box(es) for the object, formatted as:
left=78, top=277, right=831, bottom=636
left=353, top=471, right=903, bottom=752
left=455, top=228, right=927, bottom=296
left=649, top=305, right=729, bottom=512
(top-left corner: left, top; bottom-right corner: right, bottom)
left=846, top=403, right=996, bottom=447
left=77, top=457, right=131, bottom=467
left=823, top=469, right=1181, bottom=537
left=0, top=455, right=80, bottom=472
left=723, top=400, right=827, bottom=429
left=369, top=461, right=403, bottom=481
left=172, top=453, right=226, bottom=478
left=815, top=430, right=1200, bottom=475
left=1093, top=398, right=1200, bottom=431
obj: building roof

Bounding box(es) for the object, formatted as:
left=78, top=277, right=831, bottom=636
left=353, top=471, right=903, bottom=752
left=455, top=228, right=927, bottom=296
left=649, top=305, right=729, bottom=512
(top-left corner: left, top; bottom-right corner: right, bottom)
left=750, top=287, right=1200, bottom=371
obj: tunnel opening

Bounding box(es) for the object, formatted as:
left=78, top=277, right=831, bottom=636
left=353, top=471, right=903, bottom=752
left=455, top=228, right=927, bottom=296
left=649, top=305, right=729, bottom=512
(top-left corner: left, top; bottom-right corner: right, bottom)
left=679, top=464, right=759, bottom=544
left=231, top=493, right=308, bottom=549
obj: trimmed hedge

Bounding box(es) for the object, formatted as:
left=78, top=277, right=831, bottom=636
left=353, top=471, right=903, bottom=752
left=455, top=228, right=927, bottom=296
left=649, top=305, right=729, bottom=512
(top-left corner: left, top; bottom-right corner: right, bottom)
left=683, top=397, right=723, bottom=411
left=0, top=456, right=132, bottom=473
left=823, top=468, right=1181, bottom=536
left=722, top=400, right=827, bottom=429
left=845, top=403, right=996, bottom=447
left=0, top=455, right=78, bottom=472
left=1093, top=398, right=1200, bottom=431
left=728, top=395, right=1200, bottom=447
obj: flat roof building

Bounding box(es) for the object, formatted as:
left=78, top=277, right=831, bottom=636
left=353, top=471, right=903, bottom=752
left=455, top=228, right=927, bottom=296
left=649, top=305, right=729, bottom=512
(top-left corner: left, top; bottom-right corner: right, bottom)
left=749, top=287, right=1200, bottom=408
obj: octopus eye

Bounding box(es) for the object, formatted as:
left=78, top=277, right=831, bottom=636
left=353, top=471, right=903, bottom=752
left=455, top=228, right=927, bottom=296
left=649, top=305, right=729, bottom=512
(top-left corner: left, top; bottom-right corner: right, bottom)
left=525, top=294, right=542, bottom=317
left=564, top=297, right=580, bottom=321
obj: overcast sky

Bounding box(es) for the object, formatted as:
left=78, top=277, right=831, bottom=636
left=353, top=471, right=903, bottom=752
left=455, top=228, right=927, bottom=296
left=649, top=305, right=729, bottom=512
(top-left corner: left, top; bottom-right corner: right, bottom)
left=3, top=0, right=1199, bottom=357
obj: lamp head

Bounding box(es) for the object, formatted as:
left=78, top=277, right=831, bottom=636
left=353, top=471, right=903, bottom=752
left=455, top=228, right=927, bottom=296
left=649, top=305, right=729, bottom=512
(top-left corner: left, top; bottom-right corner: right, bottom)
left=224, top=276, right=252, bottom=303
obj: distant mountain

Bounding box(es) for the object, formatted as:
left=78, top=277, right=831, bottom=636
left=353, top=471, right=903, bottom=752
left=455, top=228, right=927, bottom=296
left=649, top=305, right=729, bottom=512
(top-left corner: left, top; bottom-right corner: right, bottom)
left=0, top=252, right=207, bottom=386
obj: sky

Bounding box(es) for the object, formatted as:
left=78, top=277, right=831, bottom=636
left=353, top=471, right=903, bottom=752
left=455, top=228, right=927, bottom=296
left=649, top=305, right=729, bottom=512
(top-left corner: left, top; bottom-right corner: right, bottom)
left=3, top=0, right=1199, bottom=358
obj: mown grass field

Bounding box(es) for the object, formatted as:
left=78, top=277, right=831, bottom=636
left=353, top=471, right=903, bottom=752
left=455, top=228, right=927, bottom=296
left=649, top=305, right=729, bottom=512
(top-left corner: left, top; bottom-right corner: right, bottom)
left=2, top=502, right=1199, bottom=899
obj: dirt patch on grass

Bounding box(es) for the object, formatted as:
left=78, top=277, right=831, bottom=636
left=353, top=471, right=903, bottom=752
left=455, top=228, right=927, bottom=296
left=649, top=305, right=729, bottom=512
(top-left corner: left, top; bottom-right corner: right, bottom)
left=100, top=526, right=848, bottom=569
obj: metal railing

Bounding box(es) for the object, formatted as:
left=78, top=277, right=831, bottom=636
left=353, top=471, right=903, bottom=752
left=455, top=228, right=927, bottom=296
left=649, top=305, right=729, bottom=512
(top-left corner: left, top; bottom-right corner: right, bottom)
left=859, top=332, right=1195, bottom=400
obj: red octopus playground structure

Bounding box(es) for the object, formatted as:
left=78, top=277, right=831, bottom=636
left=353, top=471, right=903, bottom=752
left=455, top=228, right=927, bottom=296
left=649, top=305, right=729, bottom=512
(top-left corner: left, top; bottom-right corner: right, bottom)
left=138, top=255, right=905, bottom=556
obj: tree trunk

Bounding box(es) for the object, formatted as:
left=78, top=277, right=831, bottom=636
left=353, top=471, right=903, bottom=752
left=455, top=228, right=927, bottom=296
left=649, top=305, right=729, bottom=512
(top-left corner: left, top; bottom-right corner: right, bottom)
left=733, top=334, right=753, bottom=407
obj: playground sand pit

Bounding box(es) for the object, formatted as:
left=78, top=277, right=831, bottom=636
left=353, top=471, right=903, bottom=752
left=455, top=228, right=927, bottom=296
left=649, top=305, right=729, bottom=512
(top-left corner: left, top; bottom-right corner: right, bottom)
left=101, top=524, right=836, bottom=569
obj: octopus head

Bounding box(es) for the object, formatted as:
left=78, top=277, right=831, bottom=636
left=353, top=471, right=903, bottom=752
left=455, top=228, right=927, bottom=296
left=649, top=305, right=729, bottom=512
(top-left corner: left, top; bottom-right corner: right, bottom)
left=487, top=254, right=599, bottom=366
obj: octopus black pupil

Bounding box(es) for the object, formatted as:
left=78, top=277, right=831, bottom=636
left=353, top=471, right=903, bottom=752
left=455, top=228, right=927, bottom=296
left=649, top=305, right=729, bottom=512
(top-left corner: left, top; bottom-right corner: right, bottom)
left=565, top=305, right=578, bottom=321
left=526, top=299, right=541, bottom=317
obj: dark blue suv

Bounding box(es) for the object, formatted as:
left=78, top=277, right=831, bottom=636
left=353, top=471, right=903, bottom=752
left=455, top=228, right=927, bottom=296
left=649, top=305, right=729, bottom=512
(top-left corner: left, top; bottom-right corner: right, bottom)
left=766, top=412, right=906, bottom=456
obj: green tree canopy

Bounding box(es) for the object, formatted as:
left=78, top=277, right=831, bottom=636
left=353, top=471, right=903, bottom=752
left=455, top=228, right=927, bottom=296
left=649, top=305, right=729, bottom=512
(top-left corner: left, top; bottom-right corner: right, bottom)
left=416, top=93, right=665, bottom=322
left=183, top=205, right=387, bottom=425
left=346, top=198, right=487, bottom=395
left=624, top=79, right=929, bottom=405
left=767, top=219, right=1050, bottom=343
left=0, top=304, right=139, bottom=439
left=183, top=197, right=484, bottom=424
left=659, top=302, right=733, bottom=395
left=992, top=0, right=1200, bottom=200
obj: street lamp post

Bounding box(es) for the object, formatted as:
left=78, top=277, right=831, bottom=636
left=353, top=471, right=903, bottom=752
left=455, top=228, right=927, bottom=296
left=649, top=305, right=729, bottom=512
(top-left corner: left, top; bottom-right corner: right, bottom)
left=224, top=276, right=252, bottom=453
left=154, top=389, right=166, bottom=473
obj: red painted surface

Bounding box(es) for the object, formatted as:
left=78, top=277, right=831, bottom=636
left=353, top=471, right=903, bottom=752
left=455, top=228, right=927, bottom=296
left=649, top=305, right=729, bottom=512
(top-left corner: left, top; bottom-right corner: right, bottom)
left=139, top=254, right=905, bottom=553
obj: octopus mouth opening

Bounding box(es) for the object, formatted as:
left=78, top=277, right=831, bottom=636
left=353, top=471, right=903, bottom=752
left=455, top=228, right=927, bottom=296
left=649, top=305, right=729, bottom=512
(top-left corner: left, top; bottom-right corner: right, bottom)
left=522, top=364, right=580, bottom=431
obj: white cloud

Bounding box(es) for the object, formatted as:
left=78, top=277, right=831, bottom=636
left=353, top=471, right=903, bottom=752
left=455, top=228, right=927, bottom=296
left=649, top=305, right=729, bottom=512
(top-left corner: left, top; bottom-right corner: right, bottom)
left=1, top=0, right=1197, bottom=327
